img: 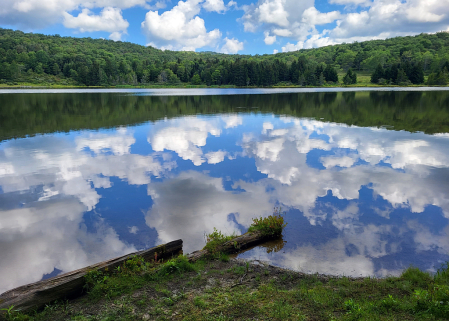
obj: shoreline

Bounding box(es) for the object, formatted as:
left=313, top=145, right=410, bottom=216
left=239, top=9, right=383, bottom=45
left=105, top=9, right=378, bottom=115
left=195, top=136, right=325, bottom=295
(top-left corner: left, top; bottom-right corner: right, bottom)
left=0, top=83, right=448, bottom=90
left=1, top=255, right=447, bottom=320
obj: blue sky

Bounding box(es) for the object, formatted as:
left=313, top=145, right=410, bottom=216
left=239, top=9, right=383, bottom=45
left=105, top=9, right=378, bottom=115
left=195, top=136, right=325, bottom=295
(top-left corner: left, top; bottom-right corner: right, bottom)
left=1, top=0, right=449, bottom=55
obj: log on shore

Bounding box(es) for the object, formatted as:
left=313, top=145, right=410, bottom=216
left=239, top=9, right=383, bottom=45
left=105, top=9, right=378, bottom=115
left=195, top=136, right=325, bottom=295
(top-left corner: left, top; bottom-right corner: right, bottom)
left=186, top=231, right=273, bottom=262
left=0, top=239, right=182, bottom=313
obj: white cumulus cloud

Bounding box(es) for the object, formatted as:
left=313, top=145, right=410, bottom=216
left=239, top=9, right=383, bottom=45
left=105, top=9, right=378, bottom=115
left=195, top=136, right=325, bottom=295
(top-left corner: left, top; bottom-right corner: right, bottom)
left=264, top=31, right=276, bottom=45
left=239, top=0, right=449, bottom=52
left=141, top=0, right=222, bottom=51
left=203, top=0, right=227, bottom=12
left=63, top=7, right=129, bottom=40
left=220, top=37, right=244, bottom=53
left=205, top=150, right=228, bottom=164
left=0, top=0, right=147, bottom=31
left=148, top=117, right=221, bottom=166
left=222, top=115, right=243, bottom=128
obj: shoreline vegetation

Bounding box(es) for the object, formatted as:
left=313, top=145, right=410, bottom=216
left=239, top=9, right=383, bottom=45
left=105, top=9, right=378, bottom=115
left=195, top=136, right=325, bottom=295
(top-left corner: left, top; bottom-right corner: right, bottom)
left=1, top=29, right=449, bottom=89
left=1, top=214, right=449, bottom=320
left=1, top=83, right=449, bottom=89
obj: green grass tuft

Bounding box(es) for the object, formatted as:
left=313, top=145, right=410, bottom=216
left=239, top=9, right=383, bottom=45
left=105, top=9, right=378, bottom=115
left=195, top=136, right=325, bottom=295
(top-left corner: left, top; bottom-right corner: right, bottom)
left=203, top=228, right=236, bottom=254
left=436, top=262, right=449, bottom=285
left=248, top=207, right=287, bottom=237
left=158, top=256, right=197, bottom=276
left=401, top=266, right=433, bottom=289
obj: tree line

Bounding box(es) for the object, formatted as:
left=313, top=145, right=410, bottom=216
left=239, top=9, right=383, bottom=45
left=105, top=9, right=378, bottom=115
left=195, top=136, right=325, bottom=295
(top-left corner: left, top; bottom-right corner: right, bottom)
left=1, top=28, right=449, bottom=86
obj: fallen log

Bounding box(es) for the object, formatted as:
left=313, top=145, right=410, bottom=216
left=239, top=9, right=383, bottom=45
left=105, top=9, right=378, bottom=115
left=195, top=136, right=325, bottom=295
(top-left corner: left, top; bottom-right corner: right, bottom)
left=186, top=230, right=273, bottom=262
left=0, top=239, right=182, bottom=313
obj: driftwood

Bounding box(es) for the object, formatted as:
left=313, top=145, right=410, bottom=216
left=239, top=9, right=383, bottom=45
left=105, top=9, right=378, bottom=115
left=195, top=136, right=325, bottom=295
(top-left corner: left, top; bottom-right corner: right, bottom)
left=0, top=239, right=182, bottom=313
left=186, top=230, right=272, bottom=262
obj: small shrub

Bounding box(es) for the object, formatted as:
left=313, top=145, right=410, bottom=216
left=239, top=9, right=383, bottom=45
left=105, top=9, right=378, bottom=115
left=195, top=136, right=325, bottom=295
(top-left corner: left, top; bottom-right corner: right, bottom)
left=400, top=266, right=432, bottom=288
left=345, top=299, right=362, bottom=314
left=194, top=296, right=207, bottom=308
left=121, top=255, right=149, bottom=275
left=163, top=297, right=174, bottom=306
left=233, top=266, right=246, bottom=275
left=413, top=286, right=449, bottom=318
left=270, top=299, right=293, bottom=319
left=84, top=269, right=109, bottom=290
left=435, top=262, right=449, bottom=285
left=158, top=256, right=196, bottom=276
left=248, top=207, right=287, bottom=237
left=203, top=228, right=236, bottom=254
left=380, top=294, right=399, bottom=310
left=218, top=252, right=230, bottom=262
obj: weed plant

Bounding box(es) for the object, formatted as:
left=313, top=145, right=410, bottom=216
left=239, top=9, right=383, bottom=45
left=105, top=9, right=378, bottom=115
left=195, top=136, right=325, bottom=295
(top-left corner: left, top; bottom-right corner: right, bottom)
left=203, top=228, right=236, bottom=254
left=248, top=207, right=287, bottom=237
left=157, top=256, right=196, bottom=276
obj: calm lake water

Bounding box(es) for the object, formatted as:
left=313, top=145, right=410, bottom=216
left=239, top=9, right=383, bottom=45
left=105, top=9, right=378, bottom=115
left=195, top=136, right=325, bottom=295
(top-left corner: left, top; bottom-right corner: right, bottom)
left=1, top=88, right=449, bottom=293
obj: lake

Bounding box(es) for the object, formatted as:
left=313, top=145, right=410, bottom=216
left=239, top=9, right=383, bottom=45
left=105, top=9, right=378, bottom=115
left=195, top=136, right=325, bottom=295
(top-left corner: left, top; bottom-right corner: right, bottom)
left=1, top=88, right=449, bottom=293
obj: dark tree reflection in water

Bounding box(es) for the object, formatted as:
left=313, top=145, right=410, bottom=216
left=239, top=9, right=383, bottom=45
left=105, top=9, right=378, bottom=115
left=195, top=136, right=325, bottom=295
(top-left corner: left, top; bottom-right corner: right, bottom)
left=0, top=88, right=449, bottom=293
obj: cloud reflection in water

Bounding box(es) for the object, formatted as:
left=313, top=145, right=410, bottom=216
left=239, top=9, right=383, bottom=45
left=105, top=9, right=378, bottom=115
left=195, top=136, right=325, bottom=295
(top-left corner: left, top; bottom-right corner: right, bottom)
left=1, top=114, right=449, bottom=293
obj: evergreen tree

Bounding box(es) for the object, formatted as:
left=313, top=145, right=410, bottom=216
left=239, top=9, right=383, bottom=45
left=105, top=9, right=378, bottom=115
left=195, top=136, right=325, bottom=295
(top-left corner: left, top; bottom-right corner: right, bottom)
left=385, top=64, right=399, bottom=84
left=324, top=64, right=338, bottom=83
left=371, top=64, right=384, bottom=84
left=77, top=65, right=89, bottom=85
left=319, top=72, right=325, bottom=86
left=290, top=60, right=299, bottom=84
left=51, top=63, right=60, bottom=75
left=305, top=69, right=317, bottom=86
left=427, top=67, right=448, bottom=85
left=409, top=63, right=424, bottom=84
left=350, top=69, right=357, bottom=84
left=396, top=68, right=409, bottom=85
left=343, top=69, right=357, bottom=85
left=87, top=61, right=101, bottom=86
left=211, top=69, right=221, bottom=85
left=262, top=63, right=274, bottom=86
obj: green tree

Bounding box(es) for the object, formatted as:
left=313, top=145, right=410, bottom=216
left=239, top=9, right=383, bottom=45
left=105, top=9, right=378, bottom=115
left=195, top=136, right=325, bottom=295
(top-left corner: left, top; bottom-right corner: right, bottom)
left=318, top=72, right=325, bottom=86
left=323, top=64, right=338, bottom=83
left=409, top=63, right=424, bottom=84
left=371, top=64, right=384, bottom=84
left=336, top=51, right=356, bottom=71
left=0, top=62, right=12, bottom=80
left=191, top=73, right=201, bottom=85
left=396, top=68, right=410, bottom=85
left=211, top=69, right=221, bottom=85
left=87, top=61, right=101, bottom=86
left=51, top=63, right=60, bottom=75
left=35, top=62, right=44, bottom=74
left=343, top=69, right=357, bottom=85
left=427, top=67, right=448, bottom=85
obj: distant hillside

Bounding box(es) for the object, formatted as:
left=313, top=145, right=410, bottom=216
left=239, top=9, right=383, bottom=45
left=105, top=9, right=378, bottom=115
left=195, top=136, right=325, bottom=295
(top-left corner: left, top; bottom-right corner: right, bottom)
left=0, top=28, right=448, bottom=87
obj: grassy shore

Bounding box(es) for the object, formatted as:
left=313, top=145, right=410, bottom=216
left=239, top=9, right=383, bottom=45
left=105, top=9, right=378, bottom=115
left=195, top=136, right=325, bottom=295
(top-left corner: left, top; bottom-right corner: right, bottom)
left=0, top=78, right=447, bottom=90
left=1, top=254, right=448, bottom=321
left=2, top=216, right=449, bottom=320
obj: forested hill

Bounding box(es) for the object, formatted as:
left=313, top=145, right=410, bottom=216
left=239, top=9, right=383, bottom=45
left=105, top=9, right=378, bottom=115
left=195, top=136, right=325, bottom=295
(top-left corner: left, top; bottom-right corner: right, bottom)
left=0, top=28, right=448, bottom=87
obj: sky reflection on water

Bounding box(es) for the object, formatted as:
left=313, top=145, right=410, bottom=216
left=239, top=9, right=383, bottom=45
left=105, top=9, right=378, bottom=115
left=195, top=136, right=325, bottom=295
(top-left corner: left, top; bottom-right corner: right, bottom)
left=1, top=96, right=449, bottom=293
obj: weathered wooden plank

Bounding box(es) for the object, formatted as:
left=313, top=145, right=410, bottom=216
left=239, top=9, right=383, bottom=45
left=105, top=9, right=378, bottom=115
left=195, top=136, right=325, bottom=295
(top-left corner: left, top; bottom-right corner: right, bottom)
left=186, top=231, right=272, bottom=262
left=0, top=239, right=182, bottom=313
